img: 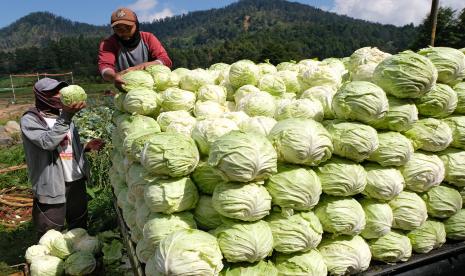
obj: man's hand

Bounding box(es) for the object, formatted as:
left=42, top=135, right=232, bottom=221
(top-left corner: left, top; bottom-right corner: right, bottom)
left=84, top=138, right=106, bottom=152
left=62, top=101, right=86, bottom=114
left=114, top=73, right=126, bottom=92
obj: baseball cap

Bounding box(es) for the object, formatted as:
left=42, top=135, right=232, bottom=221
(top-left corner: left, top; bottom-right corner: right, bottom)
left=34, top=78, right=68, bottom=93
left=111, top=8, right=137, bottom=27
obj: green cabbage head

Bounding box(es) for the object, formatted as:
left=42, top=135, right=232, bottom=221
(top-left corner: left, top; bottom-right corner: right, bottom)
left=373, top=51, right=438, bottom=98
left=418, top=46, right=465, bottom=86
left=64, top=252, right=96, bottom=276
left=30, top=255, right=64, bottom=276
left=360, top=199, right=393, bottom=239
left=212, top=219, right=273, bottom=263
left=60, top=85, right=87, bottom=105
left=274, top=250, right=327, bottom=276
left=422, top=185, right=462, bottom=219
left=389, top=191, right=428, bottom=231
left=368, top=231, right=412, bottom=263
left=317, top=157, right=367, bottom=196
left=403, top=118, right=452, bottom=152
left=407, top=220, right=446, bottom=253
left=315, top=196, right=366, bottom=236
left=153, top=229, right=224, bottom=275
left=318, top=235, right=371, bottom=276
left=332, top=81, right=388, bottom=124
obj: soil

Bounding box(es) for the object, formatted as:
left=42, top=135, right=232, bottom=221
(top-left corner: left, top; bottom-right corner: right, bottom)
left=0, top=100, right=32, bottom=122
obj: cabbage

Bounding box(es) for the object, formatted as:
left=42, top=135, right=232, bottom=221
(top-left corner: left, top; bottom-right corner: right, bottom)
left=193, top=195, right=222, bottom=230
left=229, top=60, right=260, bottom=88
left=193, top=101, right=227, bottom=119
left=360, top=199, right=393, bottom=239
left=258, top=74, right=286, bottom=96
left=315, top=196, right=366, bottom=236
left=192, top=118, right=239, bottom=155
left=444, top=209, right=465, bottom=240
left=59, top=85, right=87, bottom=105
left=351, top=62, right=380, bottom=81
left=407, top=220, right=446, bottom=253
left=141, top=132, right=199, bottom=177
left=143, top=212, right=196, bottom=247
left=349, top=47, right=391, bottom=74
left=156, top=110, right=195, bottom=131
left=401, top=152, right=445, bottom=192
left=239, top=116, right=277, bottom=136
left=30, top=255, right=64, bottom=276
left=265, top=164, right=322, bottom=211
left=416, top=84, right=458, bottom=118
left=403, top=118, right=452, bottom=152
left=236, top=91, right=276, bottom=117
left=266, top=211, right=323, bottom=253
left=128, top=131, right=159, bottom=161
left=332, top=81, right=388, bottom=124
left=123, top=89, right=160, bottom=116
left=454, top=82, right=465, bottom=113
left=117, top=114, right=160, bottom=138
left=212, top=182, right=271, bottom=221
left=369, top=97, right=418, bottom=132
left=269, top=119, right=333, bottom=166
left=234, top=84, right=261, bottom=103
left=64, top=252, right=96, bottom=275
left=221, top=260, right=278, bottom=276
left=363, top=163, right=404, bottom=201
left=136, top=238, right=155, bottom=264
left=274, top=99, right=324, bottom=121
left=274, top=250, right=327, bottom=276
left=153, top=229, right=224, bottom=275
left=145, top=64, right=173, bottom=90
left=179, top=68, right=215, bottom=92
left=368, top=231, right=412, bottom=263
left=324, top=120, right=378, bottom=162
left=318, top=235, right=371, bottom=276
left=257, top=62, right=277, bottom=75
left=121, top=70, right=154, bottom=91
left=368, top=132, right=414, bottom=167
left=63, top=228, right=87, bottom=245
left=73, top=235, right=100, bottom=254
left=197, top=84, right=227, bottom=103
left=39, top=230, right=73, bottom=259
left=316, top=157, right=367, bottom=196
left=439, top=148, right=465, bottom=187
left=298, top=65, right=342, bottom=90
left=213, top=220, right=273, bottom=263
left=389, top=191, right=428, bottom=231
left=220, top=111, right=250, bottom=126
left=275, top=70, right=301, bottom=94
left=209, top=62, right=230, bottom=71
left=25, top=244, right=50, bottom=264
left=300, top=86, right=336, bottom=119
left=191, top=161, right=228, bottom=194
left=113, top=93, right=125, bottom=111
left=444, top=116, right=465, bottom=149
left=208, top=131, right=277, bottom=182
left=418, top=46, right=465, bottom=86
left=422, top=185, right=462, bottom=219
left=144, top=177, right=199, bottom=214
left=373, top=51, right=438, bottom=98
left=322, top=58, right=348, bottom=77
left=160, top=87, right=196, bottom=112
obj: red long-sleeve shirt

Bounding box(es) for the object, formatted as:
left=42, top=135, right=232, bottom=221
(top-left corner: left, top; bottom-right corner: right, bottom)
left=98, top=31, right=172, bottom=75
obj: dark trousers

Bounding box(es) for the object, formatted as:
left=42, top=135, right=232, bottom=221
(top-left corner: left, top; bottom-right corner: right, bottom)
left=32, top=178, right=88, bottom=240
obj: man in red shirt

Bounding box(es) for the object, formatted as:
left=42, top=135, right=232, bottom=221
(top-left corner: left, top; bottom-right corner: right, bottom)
left=98, top=7, right=172, bottom=90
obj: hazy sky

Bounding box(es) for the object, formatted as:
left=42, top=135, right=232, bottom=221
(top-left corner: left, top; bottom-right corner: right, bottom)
left=1, top=0, right=464, bottom=28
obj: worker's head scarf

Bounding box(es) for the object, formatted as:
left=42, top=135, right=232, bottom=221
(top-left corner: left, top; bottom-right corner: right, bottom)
left=33, top=78, right=68, bottom=116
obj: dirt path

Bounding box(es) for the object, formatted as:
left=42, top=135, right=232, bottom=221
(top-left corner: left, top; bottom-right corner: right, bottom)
left=0, top=100, right=32, bottom=122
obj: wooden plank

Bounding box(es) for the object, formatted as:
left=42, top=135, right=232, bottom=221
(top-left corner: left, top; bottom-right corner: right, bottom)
left=0, top=164, right=27, bottom=174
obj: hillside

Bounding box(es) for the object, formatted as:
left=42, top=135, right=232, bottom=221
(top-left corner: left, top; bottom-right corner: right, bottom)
left=0, top=0, right=420, bottom=74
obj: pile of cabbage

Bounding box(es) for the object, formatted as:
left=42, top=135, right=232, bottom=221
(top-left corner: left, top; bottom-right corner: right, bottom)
left=26, top=228, right=100, bottom=276
left=110, top=46, right=465, bottom=276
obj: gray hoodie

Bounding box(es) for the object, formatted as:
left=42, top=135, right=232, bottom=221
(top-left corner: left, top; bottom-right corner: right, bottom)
left=20, top=107, right=90, bottom=204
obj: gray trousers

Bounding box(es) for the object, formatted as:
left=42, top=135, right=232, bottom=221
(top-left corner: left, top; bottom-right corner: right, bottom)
left=32, top=178, right=88, bottom=240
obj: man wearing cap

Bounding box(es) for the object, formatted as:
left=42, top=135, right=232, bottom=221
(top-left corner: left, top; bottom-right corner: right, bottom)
left=20, top=78, right=104, bottom=239
left=98, top=7, right=173, bottom=90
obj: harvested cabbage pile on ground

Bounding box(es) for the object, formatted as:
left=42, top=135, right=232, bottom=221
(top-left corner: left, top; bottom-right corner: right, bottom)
left=106, top=47, right=465, bottom=275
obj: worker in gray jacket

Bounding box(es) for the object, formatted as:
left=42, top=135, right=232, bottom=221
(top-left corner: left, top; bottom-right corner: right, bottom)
left=20, top=78, right=104, bottom=239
